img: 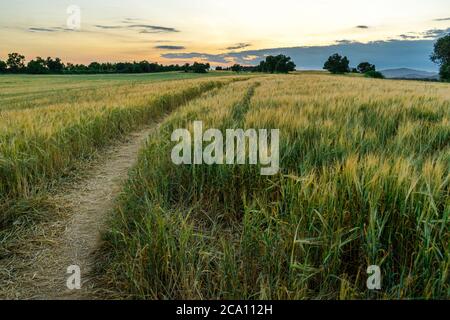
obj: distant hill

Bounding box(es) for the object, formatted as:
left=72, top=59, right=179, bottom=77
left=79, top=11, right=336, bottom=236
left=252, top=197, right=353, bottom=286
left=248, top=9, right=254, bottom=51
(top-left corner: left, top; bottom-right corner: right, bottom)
left=380, top=68, right=439, bottom=80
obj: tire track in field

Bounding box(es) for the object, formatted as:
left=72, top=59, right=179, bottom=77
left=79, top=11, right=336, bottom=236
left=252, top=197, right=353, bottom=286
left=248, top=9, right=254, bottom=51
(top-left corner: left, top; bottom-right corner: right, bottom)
left=230, top=82, right=260, bottom=124
left=0, top=126, right=157, bottom=300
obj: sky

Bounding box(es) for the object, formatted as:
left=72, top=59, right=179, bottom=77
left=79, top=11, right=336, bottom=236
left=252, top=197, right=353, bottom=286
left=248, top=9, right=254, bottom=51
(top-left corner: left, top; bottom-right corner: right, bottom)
left=0, top=0, right=449, bottom=71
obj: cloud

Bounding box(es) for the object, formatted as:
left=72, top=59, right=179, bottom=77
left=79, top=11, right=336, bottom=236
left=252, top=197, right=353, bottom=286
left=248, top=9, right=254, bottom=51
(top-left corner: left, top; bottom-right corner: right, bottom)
left=155, top=45, right=186, bottom=50
left=434, top=17, right=450, bottom=21
left=28, top=27, right=58, bottom=32
left=336, top=39, right=356, bottom=44
left=162, top=52, right=232, bottom=64
left=94, top=25, right=123, bottom=29
left=122, top=18, right=141, bottom=23
left=421, top=28, right=450, bottom=39
left=226, top=43, right=252, bottom=50
left=356, top=25, right=369, bottom=29
left=129, top=25, right=180, bottom=33
left=94, top=23, right=180, bottom=33
left=242, top=55, right=259, bottom=61
left=162, top=38, right=440, bottom=71
left=393, top=27, right=450, bottom=41
left=28, top=26, right=74, bottom=33
left=399, top=34, right=419, bottom=40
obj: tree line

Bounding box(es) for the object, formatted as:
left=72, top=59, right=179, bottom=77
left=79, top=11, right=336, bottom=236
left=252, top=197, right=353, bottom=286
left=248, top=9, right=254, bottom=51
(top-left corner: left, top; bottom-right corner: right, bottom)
left=0, top=53, right=211, bottom=74
left=216, top=54, right=296, bottom=73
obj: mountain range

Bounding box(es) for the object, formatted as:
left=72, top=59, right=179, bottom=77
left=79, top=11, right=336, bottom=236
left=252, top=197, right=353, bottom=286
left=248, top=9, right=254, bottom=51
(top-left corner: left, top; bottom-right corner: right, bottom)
left=380, top=68, right=439, bottom=80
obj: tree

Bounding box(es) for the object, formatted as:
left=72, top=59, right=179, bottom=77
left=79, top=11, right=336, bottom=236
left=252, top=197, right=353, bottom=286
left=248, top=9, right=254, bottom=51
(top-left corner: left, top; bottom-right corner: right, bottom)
left=88, top=62, right=101, bottom=73
left=191, top=62, right=210, bottom=73
left=7, top=52, right=26, bottom=73
left=215, top=66, right=223, bottom=71
left=254, top=55, right=296, bottom=73
left=274, top=55, right=296, bottom=73
left=182, top=63, right=190, bottom=73
left=323, top=53, right=350, bottom=74
left=0, top=60, right=6, bottom=73
left=27, top=57, right=48, bottom=74
left=364, top=70, right=385, bottom=79
left=440, top=63, right=450, bottom=81
left=256, top=60, right=267, bottom=72
left=231, top=64, right=242, bottom=72
left=132, top=61, right=143, bottom=73
left=138, top=60, right=151, bottom=73
left=357, top=62, right=376, bottom=73
left=46, top=57, right=64, bottom=73
left=431, top=34, right=450, bottom=81
left=116, top=62, right=133, bottom=73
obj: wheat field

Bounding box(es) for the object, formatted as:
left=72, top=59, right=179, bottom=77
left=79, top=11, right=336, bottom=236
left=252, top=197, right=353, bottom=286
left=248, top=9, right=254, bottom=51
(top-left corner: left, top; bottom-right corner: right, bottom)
left=101, top=74, right=449, bottom=299
left=0, top=73, right=239, bottom=227
left=0, top=73, right=448, bottom=300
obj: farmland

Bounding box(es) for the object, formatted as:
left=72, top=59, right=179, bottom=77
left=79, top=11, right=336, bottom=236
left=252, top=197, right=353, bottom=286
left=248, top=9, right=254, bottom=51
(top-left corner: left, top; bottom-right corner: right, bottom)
left=0, top=72, right=448, bottom=299
left=0, top=72, right=239, bottom=227
left=102, top=74, right=449, bottom=299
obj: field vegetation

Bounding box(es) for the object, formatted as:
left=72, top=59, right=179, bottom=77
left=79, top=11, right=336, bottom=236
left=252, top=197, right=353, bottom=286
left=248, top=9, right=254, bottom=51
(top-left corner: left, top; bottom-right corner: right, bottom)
left=0, top=73, right=240, bottom=227
left=0, top=72, right=448, bottom=300
left=102, top=74, right=449, bottom=299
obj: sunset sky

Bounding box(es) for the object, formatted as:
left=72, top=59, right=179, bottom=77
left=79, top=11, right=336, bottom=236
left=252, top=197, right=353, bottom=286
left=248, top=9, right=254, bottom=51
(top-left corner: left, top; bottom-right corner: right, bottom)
left=0, top=0, right=449, bottom=70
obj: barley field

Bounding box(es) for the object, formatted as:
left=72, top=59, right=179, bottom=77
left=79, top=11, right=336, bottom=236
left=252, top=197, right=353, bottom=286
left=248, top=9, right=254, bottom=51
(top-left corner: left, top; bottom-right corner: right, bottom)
left=101, top=74, right=449, bottom=299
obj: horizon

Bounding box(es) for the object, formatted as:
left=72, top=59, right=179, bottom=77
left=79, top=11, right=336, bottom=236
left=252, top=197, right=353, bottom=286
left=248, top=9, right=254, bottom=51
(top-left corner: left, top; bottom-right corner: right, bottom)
left=1, top=0, right=449, bottom=71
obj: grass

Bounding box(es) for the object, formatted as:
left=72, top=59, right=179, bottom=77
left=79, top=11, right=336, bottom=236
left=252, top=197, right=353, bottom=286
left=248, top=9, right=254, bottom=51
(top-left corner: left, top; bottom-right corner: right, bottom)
left=102, top=74, right=449, bottom=299
left=0, top=72, right=244, bottom=227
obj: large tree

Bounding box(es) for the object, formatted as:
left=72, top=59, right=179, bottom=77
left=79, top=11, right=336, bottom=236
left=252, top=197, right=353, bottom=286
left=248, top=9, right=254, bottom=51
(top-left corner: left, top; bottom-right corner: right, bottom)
left=323, top=53, right=350, bottom=74
left=357, top=62, right=376, bottom=73
left=431, top=34, right=450, bottom=81
left=7, top=52, right=26, bottom=73
left=255, top=55, right=296, bottom=73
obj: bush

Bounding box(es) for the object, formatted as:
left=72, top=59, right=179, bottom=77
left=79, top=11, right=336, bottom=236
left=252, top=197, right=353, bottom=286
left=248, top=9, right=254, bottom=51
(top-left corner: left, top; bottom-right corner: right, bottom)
left=364, top=70, right=385, bottom=79
left=357, top=62, right=376, bottom=73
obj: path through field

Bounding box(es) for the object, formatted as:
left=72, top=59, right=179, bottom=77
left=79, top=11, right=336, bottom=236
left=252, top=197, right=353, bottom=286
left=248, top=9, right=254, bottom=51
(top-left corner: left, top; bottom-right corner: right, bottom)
left=0, top=126, right=155, bottom=300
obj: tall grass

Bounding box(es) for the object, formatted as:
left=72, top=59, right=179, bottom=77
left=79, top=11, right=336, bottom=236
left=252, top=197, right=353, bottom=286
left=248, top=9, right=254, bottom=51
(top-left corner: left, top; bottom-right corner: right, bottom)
left=0, top=76, right=239, bottom=227
left=103, top=74, right=449, bottom=299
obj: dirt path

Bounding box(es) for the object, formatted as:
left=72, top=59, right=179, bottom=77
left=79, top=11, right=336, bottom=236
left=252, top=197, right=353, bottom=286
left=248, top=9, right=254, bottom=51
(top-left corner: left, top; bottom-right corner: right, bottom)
left=0, top=127, right=155, bottom=300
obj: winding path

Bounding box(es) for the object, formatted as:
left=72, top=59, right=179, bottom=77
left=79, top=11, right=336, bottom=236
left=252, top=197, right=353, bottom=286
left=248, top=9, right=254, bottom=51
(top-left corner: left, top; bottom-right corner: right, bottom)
left=0, top=127, right=155, bottom=300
